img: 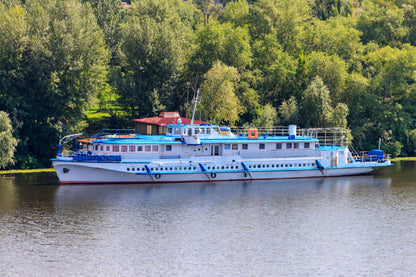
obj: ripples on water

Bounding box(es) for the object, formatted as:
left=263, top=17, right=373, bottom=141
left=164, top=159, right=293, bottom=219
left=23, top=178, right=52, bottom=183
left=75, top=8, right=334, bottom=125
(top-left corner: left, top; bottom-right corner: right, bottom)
left=1, top=163, right=416, bottom=276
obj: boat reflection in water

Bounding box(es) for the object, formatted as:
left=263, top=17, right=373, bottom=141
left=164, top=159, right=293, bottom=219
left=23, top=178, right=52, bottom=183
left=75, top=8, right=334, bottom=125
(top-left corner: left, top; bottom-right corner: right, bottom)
left=54, top=175, right=392, bottom=205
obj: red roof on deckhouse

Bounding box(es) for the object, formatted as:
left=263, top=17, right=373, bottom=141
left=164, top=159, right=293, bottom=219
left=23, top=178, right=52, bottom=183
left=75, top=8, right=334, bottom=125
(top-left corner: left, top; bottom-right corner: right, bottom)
left=133, top=112, right=206, bottom=126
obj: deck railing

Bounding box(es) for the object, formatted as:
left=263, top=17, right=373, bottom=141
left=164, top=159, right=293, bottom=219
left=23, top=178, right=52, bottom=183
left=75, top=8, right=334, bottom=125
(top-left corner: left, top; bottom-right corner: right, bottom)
left=230, top=126, right=351, bottom=146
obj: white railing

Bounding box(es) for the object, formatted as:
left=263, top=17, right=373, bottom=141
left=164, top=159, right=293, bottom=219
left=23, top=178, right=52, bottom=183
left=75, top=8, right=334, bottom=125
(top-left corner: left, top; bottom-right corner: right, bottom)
left=230, top=126, right=351, bottom=146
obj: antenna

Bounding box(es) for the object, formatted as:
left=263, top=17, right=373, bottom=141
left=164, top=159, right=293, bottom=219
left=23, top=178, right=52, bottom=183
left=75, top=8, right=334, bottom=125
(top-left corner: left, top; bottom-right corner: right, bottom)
left=191, top=89, right=200, bottom=125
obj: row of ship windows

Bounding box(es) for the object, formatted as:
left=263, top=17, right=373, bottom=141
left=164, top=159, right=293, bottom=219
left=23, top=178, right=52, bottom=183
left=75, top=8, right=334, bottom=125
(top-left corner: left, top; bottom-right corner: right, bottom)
left=126, top=162, right=317, bottom=172
left=96, top=142, right=313, bottom=153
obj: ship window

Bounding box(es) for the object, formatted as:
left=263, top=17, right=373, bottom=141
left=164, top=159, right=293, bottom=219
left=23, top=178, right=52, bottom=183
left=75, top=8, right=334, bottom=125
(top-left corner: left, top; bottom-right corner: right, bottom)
left=138, top=146, right=143, bottom=151
left=100, top=146, right=103, bottom=151
left=121, top=146, right=128, bottom=152
left=113, top=145, right=119, bottom=152
left=145, top=145, right=151, bottom=152
left=276, top=143, right=282, bottom=149
left=207, top=128, right=211, bottom=134
left=242, top=144, right=248, bottom=150
left=152, top=145, right=158, bottom=152
left=294, top=143, right=299, bottom=149
left=127, top=168, right=130, bottom=171
left=224, top=144, right=230, bottom=150
left=95, top=145, right=99, bottom=151
left=259, top=144, right=265, bottom=150
left=232, top=144, right=238, bottom=150
left=174, top=127, right=181, bottom=135
left=304, top=142, right=310, bottom=149
left=132, top=168, right=135, bottom=171
left=106, top=146, right=110, bottom=151
left=167, top=127, right=173, bottom=134
left=166, top=145, right=172, bottom=151
left=287, top=143, right=292, bottom=149
left=129, top=146, right=135, bottom=152
left=188, top=128, right=192, bottom=136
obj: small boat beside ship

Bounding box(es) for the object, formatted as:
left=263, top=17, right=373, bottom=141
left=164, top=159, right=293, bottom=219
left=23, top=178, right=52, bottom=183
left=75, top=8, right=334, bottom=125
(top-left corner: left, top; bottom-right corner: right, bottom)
left=52, top=122, right=391, bottom=184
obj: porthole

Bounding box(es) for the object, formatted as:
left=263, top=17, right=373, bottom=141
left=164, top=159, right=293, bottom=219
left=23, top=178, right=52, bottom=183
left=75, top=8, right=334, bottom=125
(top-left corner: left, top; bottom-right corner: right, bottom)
left=208, top=166, right=211, bottom=170
left=132, top=168, right=135, bottom=171
left=127, top=168, right=130, bottom=171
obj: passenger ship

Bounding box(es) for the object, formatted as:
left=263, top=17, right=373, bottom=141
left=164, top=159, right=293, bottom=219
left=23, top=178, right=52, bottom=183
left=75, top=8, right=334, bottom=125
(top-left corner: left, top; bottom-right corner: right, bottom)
left=52, top=122, right=391, bottom=184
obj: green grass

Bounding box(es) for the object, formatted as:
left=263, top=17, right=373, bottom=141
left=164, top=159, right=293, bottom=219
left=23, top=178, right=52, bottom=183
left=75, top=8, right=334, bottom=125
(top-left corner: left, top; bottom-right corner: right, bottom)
left=390, top=157, right=416, bottom=161
left=0, top=168, right=55, bottom=175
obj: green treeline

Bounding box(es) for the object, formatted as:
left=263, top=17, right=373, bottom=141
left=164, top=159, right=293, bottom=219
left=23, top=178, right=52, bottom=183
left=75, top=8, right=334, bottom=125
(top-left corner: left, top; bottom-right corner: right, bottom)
left=1, top=0, right=416, bottom=168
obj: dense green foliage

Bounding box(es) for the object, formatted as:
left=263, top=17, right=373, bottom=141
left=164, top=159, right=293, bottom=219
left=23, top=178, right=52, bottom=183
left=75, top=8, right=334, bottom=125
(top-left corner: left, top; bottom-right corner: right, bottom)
left=2, top=0, right=416, bottom=168
left=0, top=112, right=18, bottom=168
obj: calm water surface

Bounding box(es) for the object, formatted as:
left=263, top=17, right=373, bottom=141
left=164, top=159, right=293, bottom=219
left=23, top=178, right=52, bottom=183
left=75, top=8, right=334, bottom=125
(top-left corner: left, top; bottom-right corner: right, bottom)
left=1, top=162, right=416, bottom=276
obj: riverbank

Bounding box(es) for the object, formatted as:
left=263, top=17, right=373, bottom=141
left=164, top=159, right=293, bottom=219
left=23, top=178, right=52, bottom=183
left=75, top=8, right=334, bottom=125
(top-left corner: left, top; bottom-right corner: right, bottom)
left=0, top=168, right=55, bottom=175
left=390, top=157, right=416, bottom=161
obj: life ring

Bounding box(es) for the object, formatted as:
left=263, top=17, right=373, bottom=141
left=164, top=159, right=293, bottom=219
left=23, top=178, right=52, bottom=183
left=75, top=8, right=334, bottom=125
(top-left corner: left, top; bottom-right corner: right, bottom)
left=155, top=173, right=161, bottom=179
left=211, top=172, right=216, bottom=178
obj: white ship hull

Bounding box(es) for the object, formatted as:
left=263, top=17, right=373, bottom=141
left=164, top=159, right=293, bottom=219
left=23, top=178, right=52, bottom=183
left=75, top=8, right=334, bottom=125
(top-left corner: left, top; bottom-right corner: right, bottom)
left=53, top=160, right=384, bottom=184
left=53, top=124, right=392, bottom=185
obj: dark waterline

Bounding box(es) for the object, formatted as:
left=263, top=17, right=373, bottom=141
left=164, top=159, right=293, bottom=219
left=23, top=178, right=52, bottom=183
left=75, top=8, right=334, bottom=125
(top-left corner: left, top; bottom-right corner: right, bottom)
left=1, top=162, right=415, bottom=276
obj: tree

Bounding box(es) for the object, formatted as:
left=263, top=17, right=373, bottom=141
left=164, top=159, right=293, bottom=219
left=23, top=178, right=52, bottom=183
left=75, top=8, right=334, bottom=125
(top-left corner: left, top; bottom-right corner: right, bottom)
left=278, top=96, right=300, bottom=126
left=357, top=0, right=406, bottom=48
left=304, top=51, right=348, bottom=102
left=252, top=35, right=297, bottom=106
left=190, top=19, right=252, bottom=76
left=301, top=77, right=334, bottom=127
left=310, top=0, right=354, bottom=20
left=0, top=112, right=18, bottom=168
left=220, top=0, right=249, bottom=28
left=252, top=104, right=277, bottom=127
left=302, top=17, right=363, bottom=68
left=0, top=0, right=109, bottom=168
left=117, top=0, right=196, bottom=118
left=198, top=61, right=243, bottom=125
left=249, top=0, right=311, bottom=54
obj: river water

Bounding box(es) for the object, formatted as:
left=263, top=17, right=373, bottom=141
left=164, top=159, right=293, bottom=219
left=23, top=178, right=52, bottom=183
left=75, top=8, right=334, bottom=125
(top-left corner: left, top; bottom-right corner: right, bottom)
left=0, top=162, right=415, bottom=276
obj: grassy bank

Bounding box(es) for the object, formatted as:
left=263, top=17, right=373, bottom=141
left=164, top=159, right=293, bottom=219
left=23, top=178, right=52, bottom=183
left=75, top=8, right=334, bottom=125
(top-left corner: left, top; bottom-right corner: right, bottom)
left=0, top=168, right=55, bottom=175
left=390, top=157, right=416, bottom=161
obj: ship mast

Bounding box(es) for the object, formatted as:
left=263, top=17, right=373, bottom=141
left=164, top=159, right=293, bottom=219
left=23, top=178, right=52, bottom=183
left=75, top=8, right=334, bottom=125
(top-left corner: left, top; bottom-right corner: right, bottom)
left=190, top=89, right=200, bottom=125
